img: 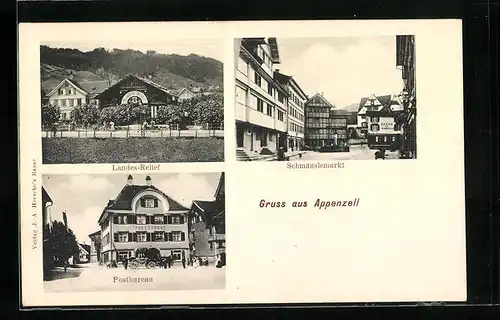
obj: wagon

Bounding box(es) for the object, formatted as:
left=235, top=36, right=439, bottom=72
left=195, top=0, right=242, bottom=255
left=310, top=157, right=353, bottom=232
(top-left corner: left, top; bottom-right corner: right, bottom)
left=128, top=247, right=162, bottom=269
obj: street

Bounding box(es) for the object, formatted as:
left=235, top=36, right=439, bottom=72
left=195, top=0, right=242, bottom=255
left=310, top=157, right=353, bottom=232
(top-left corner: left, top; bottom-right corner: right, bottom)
left=44, top=263, right=225, bottom=292
left=300, top=145, right=400, bottom=160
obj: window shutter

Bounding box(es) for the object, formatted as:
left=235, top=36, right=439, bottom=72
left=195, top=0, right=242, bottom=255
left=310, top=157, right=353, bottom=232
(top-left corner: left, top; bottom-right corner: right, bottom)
left=163, top=215, right=167, bottom=224
left=154, top=198, right=159, bottom=207
left=113, top=233, right=118, bottom=242
left=180, top=215, right=185, bottom=224
left=164, top=232, right=169, bottom=241
left=132, top=233, right=137, bottom=242
left=128, top=232, right=133, bottom=242
left=168, top=232, right=173, bottom=242
left=146, top=233, right=151, bottom=242
left=167, top=215, right=172, bottom=224
left=140, top=198, right=145, bottom=207
left=146, top=215, right=151, bottom=225
left=113, top=215, right=118, bottom=224
left=132, top=215, right=136, bottom=224
left=181, top=232, right=185, bottom=241
left=151, top=216, right=156, bottom=225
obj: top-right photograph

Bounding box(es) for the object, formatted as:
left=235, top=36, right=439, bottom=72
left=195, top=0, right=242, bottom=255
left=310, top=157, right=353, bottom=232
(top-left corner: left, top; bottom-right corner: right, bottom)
left=234, top=36, right=416, bottom=161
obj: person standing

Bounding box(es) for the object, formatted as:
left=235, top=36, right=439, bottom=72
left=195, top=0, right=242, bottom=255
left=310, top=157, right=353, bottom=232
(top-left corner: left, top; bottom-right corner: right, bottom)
left=182, top=256, right=186, bottom=269
left=123, top=257, right=128, bottom=270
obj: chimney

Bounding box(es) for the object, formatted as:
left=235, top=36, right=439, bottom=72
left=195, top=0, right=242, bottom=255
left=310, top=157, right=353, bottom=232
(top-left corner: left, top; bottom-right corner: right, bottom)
left=146, top=175, right=152, bottom=186
left=68, top=72, right=74, bottom=80
left=127, top=175, right=133, bottom=185
left=321, top=92, right=324, bottom=96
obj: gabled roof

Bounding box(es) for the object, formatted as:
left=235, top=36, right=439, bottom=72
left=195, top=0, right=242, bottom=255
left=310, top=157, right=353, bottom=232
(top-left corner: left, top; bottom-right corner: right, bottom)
left=358, top=94, right=392, bottom=112
left=77, top=81, right=110, bottom=98
left=215, top=172, right=225, bottom=198
left=267, top=37, right=281, bottom=63
left=274, top=71, right=308, bottom=100
left=177, top=88, right=195, bottom=97
left=105, top=184, right=189, bottom=211
left=78, top=243, right=90, bottom=255
left=94, top=74, right=173, bottom=99
left=191, top=200, right=224, bottom=227
left=88, top=230, right=101, bottom=238
left=306, top=93, right=335, bottom=108
left=46, top=78, right=88, bottom=97
left=42, top=187, right=52, bottom=204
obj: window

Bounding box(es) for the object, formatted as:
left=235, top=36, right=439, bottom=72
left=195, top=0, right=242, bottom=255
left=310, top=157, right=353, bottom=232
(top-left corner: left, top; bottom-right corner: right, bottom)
left=237, top=57, right=248, bottom=75
left=268, top=84, right=273, bottom=96
left=257, top=99, right=264, bottom=112
left=154, top=215, right=164, bottom=224
left=118, top=252, right=129, bottom=262
left=235, top=86, right=247, bottom=104
left=171, top=215, right=181, bottom=224
left=77, top=98, right=82, bottom=106
left=137, top=232, right=147, bottom=242
left=278, top=110, right=284, bottom=121
left=118, top=233, right=129, bottom=242
left=171, top=231, right=182, bottom=242
left=145, top=198, right=155, bottom=208
left=136, top=215, right=146, bottom=225
left=266, top=104, right=272, bottom=117
left=254, top=73, right=261, bottom=86
left=172, top=250, right=182, bottom=261
left=154, top=232, right=165, bottom=241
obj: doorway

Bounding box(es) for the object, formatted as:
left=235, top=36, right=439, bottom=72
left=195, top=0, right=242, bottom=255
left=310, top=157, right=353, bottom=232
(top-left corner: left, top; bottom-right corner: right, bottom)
left=236, top=127, right=244, bottom=148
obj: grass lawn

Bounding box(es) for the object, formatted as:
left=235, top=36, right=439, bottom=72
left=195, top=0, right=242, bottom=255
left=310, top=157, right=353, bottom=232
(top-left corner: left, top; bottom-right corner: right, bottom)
left=42, top=137, right=224, bottom=163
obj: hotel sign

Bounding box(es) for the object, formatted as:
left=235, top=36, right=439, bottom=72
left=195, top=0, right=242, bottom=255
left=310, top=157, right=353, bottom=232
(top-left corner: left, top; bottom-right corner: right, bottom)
left=379, top=117, right=395, bottom=133
left=134, top=225, right=169, bottom=231
left=121, top=91, right=148, bottom=105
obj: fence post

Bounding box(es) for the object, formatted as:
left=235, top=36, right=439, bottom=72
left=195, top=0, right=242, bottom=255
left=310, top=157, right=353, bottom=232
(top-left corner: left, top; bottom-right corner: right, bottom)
left=60, top=130, right=63, bottom=138
left=161, top=129, right=163, bottom=138
left=94, top=128, right=96, bottom=138
left=78, top=130, right=80, bottom=138
left=195, top=129, right=198, bottom=138
left=178, top=129, right=181, bottom=138
left=110, top=130, right=113, bottom=138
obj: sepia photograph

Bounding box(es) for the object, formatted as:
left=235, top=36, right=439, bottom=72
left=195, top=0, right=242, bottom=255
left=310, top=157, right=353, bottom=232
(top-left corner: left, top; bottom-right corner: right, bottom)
left=41, top=172, right=226, bottom=292
left=235, top=36, right=416, bottom=161
left=40, top=40, right=224, bottom=164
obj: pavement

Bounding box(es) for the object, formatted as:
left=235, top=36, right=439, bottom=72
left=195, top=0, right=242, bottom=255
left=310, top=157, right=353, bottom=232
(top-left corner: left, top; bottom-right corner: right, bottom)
left=44, top=263, right=225, bottom=292
left=299, top=145, right=400, bottom=161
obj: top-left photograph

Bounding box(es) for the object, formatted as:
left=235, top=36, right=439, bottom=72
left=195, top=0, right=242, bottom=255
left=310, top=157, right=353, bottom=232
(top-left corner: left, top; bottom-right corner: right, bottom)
left=40, top=40, right=224, bottom=164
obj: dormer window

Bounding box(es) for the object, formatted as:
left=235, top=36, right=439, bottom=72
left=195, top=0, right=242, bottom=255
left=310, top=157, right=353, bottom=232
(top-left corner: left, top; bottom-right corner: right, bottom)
left=140, top=196, right=158, bottom=208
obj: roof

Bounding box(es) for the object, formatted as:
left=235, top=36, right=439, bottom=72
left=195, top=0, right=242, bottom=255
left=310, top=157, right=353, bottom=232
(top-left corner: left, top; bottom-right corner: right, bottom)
left=94, top=74, right=172, bottom=99
left=274, top=71, right=308, bottom=100
left=306, top=93, right=335, bottom=108
left=88, top=230, right=101, bottom=238
left=42, top=187, right=52, bottom=204
left=358, top=94, right=392, bottom=112
left=78, top=243, right=90, bottom=254
left=215, top=172, right=225, bottom=198
left=46, top=78, right=88, bottom=97
left=176, top=88, right=194, bottom=97
left=191, top=200, right=224, bottom=226
left=77, top=80, right=110, bottom=98
left=105, top=184, right=189, bottom=211
left=267, top=37, right=281, bottom=63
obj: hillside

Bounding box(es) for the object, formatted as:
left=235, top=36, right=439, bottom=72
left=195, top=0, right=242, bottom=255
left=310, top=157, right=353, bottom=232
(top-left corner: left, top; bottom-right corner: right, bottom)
left=40, top=46, right=223, bottom=93
left=341, top=102, right=360, bottom=113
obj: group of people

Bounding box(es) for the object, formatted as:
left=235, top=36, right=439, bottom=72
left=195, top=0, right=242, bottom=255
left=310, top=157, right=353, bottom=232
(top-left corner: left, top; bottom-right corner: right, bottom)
left=118, top=254, right=225, bottom=270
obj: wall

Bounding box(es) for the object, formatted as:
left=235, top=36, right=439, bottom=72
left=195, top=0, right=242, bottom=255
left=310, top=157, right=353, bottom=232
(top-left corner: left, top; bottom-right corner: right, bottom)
left=49, top=81, right=88, bottom=120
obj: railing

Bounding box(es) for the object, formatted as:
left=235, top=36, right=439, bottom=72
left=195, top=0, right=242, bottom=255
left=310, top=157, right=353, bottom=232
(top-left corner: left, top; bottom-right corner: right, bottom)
left=42, top=124, right=224, bottom=139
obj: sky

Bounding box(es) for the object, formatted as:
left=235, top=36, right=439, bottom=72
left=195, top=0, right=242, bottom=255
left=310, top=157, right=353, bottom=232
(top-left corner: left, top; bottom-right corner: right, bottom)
left=42, top=173, right=222, bottom=244
left=276, top=36, right=405, bottom=108
left=42, top=39, right=224, bottom=63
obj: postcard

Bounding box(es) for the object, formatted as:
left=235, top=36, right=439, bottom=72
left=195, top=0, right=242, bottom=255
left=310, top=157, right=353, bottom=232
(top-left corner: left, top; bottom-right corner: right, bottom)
left=19, top=20, right=466, bottom=307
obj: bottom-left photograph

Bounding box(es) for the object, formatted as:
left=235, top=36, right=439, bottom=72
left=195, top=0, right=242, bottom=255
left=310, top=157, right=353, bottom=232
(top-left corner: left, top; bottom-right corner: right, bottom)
left=41, top=172, right=226, bottom=293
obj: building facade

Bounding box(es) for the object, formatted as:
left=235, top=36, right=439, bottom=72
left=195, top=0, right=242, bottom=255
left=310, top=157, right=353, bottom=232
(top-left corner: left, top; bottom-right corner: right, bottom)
left=88, top=230, right=101, bottom=263
left=235, top=38, right=289, bottom=157
left=396, top=35, right=417, bottom=158
left=94, top=74, right=176, bottom=122
left=274, top=71, right=307, bottom=151
left=188, top=172, right=225, bottom=260
left=42, top=187, right=54, bottom=279
left=45, top=75, right=110, bottom=121
left=176, top=88, right=197, bottom=102
left=304, top=93, right=349, bottom=148
left=97, top=175, right=190, bottom=264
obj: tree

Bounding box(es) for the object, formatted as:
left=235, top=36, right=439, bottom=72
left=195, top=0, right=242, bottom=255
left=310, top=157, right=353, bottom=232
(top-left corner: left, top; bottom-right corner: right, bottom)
left=70, top=104, right=100, bottom=128
left=41, top=104, right=60, bottom=128
left=194, top=93, right=223, bottom=127
left=47, top=220, right=79, bottom=267
left=156, top=104, right=184, bottom=128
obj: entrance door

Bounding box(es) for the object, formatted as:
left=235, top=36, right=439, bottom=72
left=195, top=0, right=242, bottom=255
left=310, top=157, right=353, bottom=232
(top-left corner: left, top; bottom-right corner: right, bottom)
left=236, top=127, right=244, bottom=148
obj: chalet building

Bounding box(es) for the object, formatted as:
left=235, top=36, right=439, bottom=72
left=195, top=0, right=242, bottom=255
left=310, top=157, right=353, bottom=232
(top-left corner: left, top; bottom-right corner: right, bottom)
left=97, top=175, right=190, bottom=264
left=73, top=243, right=91, bottom=264
left=188, top=172, right=225, bottom=259
left=360, top=94, right=404, bottom=150
left=274, top=71, right=307, bottom=151
left=94, top=74, right=176, bottom=121
left=396, top=35, right=417, bottom=158
left=235, top=38, right=289, bottom=158
left=44, top=74, right=110, bottom=121
left=304, top=93, right=349, bottom=148
left=176, top=88, right=197, bottom=102
left=88, top=230, right=102, bottom=263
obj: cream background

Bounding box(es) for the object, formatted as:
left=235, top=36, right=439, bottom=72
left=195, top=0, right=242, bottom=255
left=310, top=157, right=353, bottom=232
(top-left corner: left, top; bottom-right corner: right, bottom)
left=19, top=20, right=466, bottom=306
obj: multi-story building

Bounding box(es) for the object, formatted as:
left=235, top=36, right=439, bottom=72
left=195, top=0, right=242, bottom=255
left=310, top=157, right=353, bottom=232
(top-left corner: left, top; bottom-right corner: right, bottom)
left=304, top=93, right=349, bottom=148
left=88, top=230, right=102, bottom=263
left=396, top=35, right=417, bottom=158
left=45, top=74, right=110, bottom=121
left=42, top=187, right=54, bottom=279
left=235, top=38, right=289, bottom=159
left=97, top=175, right=191, bottom=264
left=188, top=172, right=225, bottom=260
left=274, top=71, right=307, bottom=151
